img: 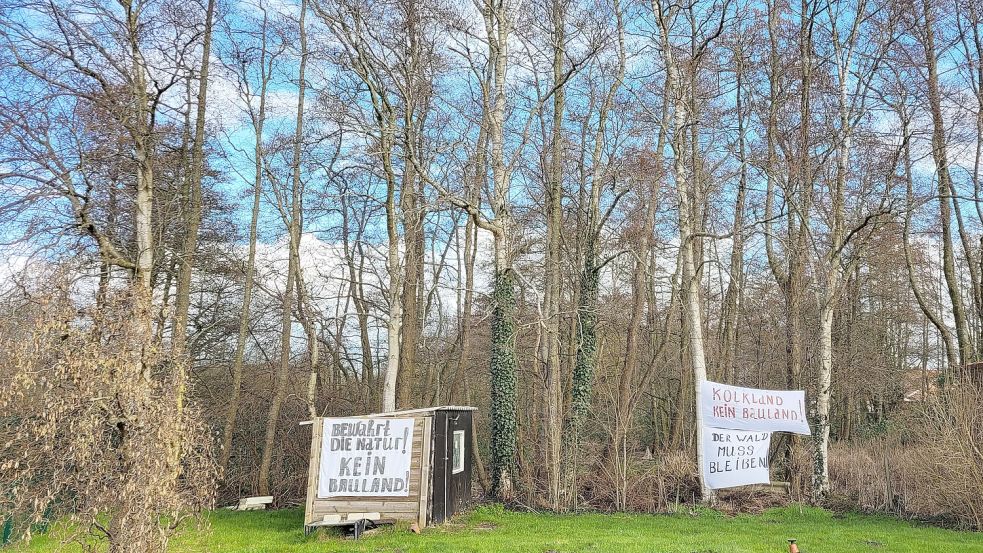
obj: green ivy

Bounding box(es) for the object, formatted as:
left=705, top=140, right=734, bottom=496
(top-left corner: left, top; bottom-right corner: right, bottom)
left=490, top=268, right=518, bottom=498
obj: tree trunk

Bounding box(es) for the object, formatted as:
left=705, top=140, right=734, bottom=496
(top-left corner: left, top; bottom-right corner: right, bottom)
left=397, top=0, right=426, bottom=409
left=381, top=119, right=402, bottom=413
left=219, top=8, right=269, bottom=472
left=900, top=104, right=958, bottom=369
left=719, top=39, right=748, bottom=383
left=397, top=167, right=422, bottom=409
left=813, top=303, right=834, bottom=501
left=258, top=0, right=308, bottom=497
left=482, top=0, right=518, bottom=501
left=542, top=0, right=567, bottom=511
left=490, top=239, right=518, bottom=499
left=670, top=63, right=713, bottom=502
left=383, top=243, right=403, bottom=412
left=172, top=0, right=216, bottom=421
left=295, top=261, right=320, bottom=418
left=922, top=0, right=974, bottom=366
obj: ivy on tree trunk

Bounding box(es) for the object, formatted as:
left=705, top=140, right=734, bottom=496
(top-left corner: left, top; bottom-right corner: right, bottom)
left=490, top=267, right=518, bottom=498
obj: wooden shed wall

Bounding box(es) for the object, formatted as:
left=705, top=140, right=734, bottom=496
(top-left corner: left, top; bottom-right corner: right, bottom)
left=305, top=416, right=432, bottom=528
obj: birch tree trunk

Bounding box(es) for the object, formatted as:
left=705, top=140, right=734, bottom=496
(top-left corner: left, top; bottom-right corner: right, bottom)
left=669, top=63, right=713, bottom=502
left=483, top=0, right=519, bottom=499
left=382, top=154, right=403, bottom=412
left=129, top=21, right=154, bottom=296
left=653, top=0, right=722, bottom=502
left=813, top=10, right=853, bottom=502
left=123, top=4, right=164, bottom=548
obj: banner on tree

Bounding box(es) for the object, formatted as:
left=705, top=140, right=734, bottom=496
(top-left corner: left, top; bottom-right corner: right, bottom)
left=700, top=380, right=810, bottom=435
left=317, top=417, right=414, bottom=498
left=702, top=428, right=771, bottom=489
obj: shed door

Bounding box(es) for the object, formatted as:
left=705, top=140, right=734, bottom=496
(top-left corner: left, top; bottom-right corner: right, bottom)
left=430, top=410, right=472, bottom=524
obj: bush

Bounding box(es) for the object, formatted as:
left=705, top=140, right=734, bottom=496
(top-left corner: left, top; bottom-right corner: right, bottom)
left=0, top=282, right=217, bottom=551
left=828, top=385, right=983, bottom=529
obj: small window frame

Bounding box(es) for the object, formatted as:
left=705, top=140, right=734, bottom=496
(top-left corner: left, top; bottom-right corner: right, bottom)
left=452, top=430, right=465, bottom=474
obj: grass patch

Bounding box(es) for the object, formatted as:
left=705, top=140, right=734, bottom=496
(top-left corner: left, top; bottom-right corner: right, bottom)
left=20, top=504, right=983, bottom=552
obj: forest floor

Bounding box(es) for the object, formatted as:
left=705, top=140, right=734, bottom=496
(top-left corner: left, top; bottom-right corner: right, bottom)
left=22, top=504, right=983, bottom=553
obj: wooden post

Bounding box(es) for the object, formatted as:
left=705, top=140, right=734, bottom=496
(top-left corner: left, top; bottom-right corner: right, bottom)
left=418, top=416, right=433, bottom=529
left=304, top=418, right=323, bottom=528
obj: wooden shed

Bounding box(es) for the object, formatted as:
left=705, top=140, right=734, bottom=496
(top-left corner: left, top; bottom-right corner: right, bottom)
left=303, top=406, right=475, bottom=535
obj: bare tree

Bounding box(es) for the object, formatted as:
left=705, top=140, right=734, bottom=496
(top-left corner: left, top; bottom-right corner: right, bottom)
left=652, top=0, right=730, bottom=502
left=217, top=0, right=285, bottom=472
left=918, top=0, right=975, bottom=366
left=0, top=1, right=218, bottom=549
left=172, top=0, right=217, bottom=451
left=258, top=0, right=309, bottom=497
left=809, top=0, right=897, bottom=501
left=569, top=0, right=627, bottom=510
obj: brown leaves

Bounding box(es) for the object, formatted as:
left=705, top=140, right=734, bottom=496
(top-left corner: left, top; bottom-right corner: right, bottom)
left=0, top=281, right=218, bottom=551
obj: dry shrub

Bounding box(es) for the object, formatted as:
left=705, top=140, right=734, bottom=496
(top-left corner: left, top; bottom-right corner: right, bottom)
left=0, top=281, right=217, bottom=552
left=578, top=446, right=797, bottom=514
left=828, top=385, right=983, bottom=529
left=714, top=486, right=791, bottom=515
left=908, top=385, right=983, bottom=528
left=580, top=450, right=700, bottom=512
left=828, top=440, right=898, bottom=513
left=646, top=450, right=702, bottom=510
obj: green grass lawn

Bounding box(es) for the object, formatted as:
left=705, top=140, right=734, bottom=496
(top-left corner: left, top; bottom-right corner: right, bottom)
left=20, top=505, right=983, bottom=553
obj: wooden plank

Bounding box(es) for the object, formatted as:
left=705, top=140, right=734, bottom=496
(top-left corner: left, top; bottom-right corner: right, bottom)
left=238, top=504, right=267, bottom=511
left=372, top=512, right=416, bottom=522
left=368, top=406, right=477, bottom=417
left=314, top=502, right=419, bottom=514
left=314, top=499, right=421, bottom=509
left=304, top=418, right=323, bottom=525
left=344, top=512, right=382, bottom=520
left=309, top=517, right=398, bottom=529
left=314, top=497, right=419, bottom=505
left=318, top=492, right=422, bottom=503
left=418, top=416, right=433, bottom=528
left=312, top=510, right=418, bottom=520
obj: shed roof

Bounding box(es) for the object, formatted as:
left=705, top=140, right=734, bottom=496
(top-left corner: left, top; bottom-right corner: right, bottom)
left=299, top=406, right=477, bottom=426
left=368, top=405, right=477, bottom=417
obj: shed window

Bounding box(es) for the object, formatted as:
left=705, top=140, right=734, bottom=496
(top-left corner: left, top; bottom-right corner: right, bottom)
left=452, top=430, right=465, bottom=474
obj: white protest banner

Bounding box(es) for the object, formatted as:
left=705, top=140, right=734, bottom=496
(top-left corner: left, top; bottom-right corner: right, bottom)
left=317, top=417, right=414, bottom=498
left=700, top=380, right=811, bottom=434
left=702, top=428, right=771, bottom=489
